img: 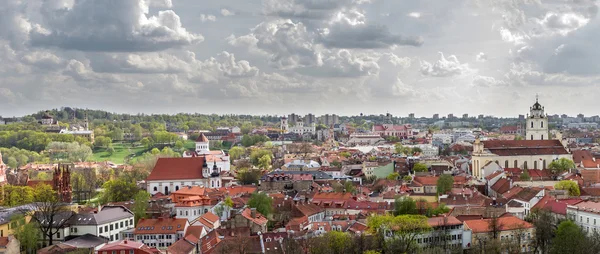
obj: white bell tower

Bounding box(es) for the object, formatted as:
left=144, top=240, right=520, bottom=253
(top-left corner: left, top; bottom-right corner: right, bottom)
left=526, top=95, right=548, bottom=140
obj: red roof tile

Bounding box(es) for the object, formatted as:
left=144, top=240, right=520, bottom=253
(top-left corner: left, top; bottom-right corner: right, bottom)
left=197, top=133, right=209, bottom=142
left=147, top=157, right=206, bottom=181
left=482, top=140, right=568, bottom=156
left=427, top=216, right=463, bottom=227
left=464, top=215, right=533, bottom=233
left=241, top=208, right=268, bottom=225
left=135, top=218, right=188, bottom=234
left=491, top=178, right=511, bottom=194
left=413, top=176, right=440, bottom=186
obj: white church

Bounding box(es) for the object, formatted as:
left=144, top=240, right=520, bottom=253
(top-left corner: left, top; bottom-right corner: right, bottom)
left=471, top=98, right=573, bottom=179
left=182, top=133, right=231, bottom=171
left=281, top=116, right=316, bottom=135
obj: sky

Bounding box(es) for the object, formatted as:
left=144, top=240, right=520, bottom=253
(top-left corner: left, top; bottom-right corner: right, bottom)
left=1, top=0, right=600, bottom=118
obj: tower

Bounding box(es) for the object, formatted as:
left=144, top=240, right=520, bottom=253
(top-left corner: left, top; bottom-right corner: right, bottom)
left=280, top=117, right=288, bottom=133
left=526, top=95, right=548, bottom=140
left=195, top=133, right=210, bottom=155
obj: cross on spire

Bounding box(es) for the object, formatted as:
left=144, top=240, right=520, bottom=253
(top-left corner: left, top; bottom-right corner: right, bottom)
left=536, top=93, right=539, bottom=102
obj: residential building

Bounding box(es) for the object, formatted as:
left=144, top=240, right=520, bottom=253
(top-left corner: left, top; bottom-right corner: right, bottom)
left=346, top=133, right=385, bottom=146
left=146, top=157, right=223, bottom=195
left=417, top=216, right=471, bottom=250
left=319, top=114, right=340, bottom=126
left=464, top=215, right=535, bottom=252
left=567, top=200, right=600, bottom=235
left=227, top=208, right=268, bottom=234
left=0, top=236, right=19, bottom=254
left=505, top=187, right=545, bottom=218
left=304, top=114, right=316, bottom=125
left=71, top=205, right=135, bottom=242
left=404, top=144, right=439, bottom=157
left=371, top=124, right=413, bottom=139
left=259, top=171, right=331, bottom=192
left=133, top=218, right=189, bottom=249
left=362, top=162, right=394, bottom=179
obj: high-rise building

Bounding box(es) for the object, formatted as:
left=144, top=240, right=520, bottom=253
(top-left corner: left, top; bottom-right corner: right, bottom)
left=518, top=115, right=525, bottom=121
left=448, top=114, right=454, bottom=119
left=433, top=114, right=439, bottom=120
left=409, top=113, right=415, bottom=119
left=462, top=114, right=469, bottom=119
left=304, top=113, right=316, bottom=125
left=288, top=113, right=300, bottom=125
left=319, top=114, right=339, bottom=126
left=478, top=114, right=484, bottom=119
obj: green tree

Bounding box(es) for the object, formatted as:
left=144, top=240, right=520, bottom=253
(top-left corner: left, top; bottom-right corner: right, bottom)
left=402, top=175, right=412, bottom=182
left=548, top=158, right=575, bottom=176
left=46, top=141, right=92, bottom=162
left=527, top=208, right=555, bottom=254
left=106, top=146, right=115, bottom=156
left=436, top=174, right=454, bottom=195
left=258, top=154, right=272, bottom=170
left=29, top=184, right=73, bottom=246
left=551, top=220, right=587, bottom=254
left=411, top=147, right=423, bottom=154
left=151, top=148, right=160, bottom=155
left=2, top=185, right=34, bottom=206
left=36, top=172, right=51, bottom=180
left=308, top=231, right=354, bottom=254
left=366, top=214, right=431, bottom=253
left=6, top=156, right=17, bottom=169
left=94, top=136, right=113, bottom=148
left=247, top=192, right=272, bottom=218
left=140, top=137, right=152, bottom=149
left=237, top=168, right=262, bottom=185
left=339, top=151, right=351, bottom=158
left=520, top=169, right=531, bottom=181
left=555, top=180, right=580, bottom=196
left=249, top=149, right=273, bottom=166
left=132, top=190, right=150, bottom=226
left=229, top=146, right=245, bottom=161
left=174, top=140, right=184, bottom=151
left=387, top=172, right=400, bottom=180
left=412, top=163, right=428, bottom=172
left=11, top=214, right=40, bottom=254
left=394, top=197, right=417, bottom=215
left=99, top=179, right=140, bottom=204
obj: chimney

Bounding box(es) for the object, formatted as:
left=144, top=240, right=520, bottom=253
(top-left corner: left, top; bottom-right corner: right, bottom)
left=251, top=208, right=257, bottom=218
left=124, top=240, right=127, bottom=244
left=258, top=232, right=266, bottom=254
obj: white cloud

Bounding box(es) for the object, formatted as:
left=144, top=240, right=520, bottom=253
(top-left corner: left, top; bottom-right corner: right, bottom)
left=420, top=52, right=473, bottom=77
left=221, top=8, right=235, bottom=16
left=200, top=14, right=217, bottom=23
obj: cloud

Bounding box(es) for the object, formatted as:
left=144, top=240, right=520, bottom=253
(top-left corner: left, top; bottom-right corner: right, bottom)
left=30, top=0, right=203, bottom=52
left=420, top=52, right=473, bottom=77
left=200, top=14, right=217, bottom=23
left=262, top=0, right=358, bottom=20
left=318, top=10, right=424, bottom=48
left=221, top=8, right=235, bottom=16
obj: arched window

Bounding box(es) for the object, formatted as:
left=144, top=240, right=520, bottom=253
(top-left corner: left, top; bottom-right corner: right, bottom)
left=531, top=135, right=534, bottom=140
left=541, top=135, right=544, bottom=140
left=514, top=160, right=518, bottom=168
left=505, top=161, right=509, bottom=168
left=543, top=160, right=547, bottom=169
left=164, top=186, right=169, bottom=195
left=531, top=122, right=533, bottom=128
left=175, top=186, right=179, bottom=191
left=524, top=161, right=528, bottom=169
left=153, top=187, right=157, bottom=192
left=541, top=122, right=544, bottom=128
left=534, top=161, right=538, bottom=170
left=204, top=209, right=208, bottom=214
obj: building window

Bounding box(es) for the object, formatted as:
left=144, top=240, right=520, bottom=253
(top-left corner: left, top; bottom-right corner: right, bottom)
left=57, top=232, right=60, bottom=238
left=531, top=122, right=533, bottom=128
left=105, top=226, right=108, bottom=232
left=514, top=160, right=518, bottom=168
left=121, top=222, right=124, bottom=228
left=505, top=160, right=509, bottom=169
left=541, top=135, right=544, bottom=140
left=153, top=187, right=157, bottom=192
left=110, top=224, right=113, bottom=230
left=534, top=161, right=538, bottom=170
left=541, top=122, right=543, bottom=128
left=531, top=135, right=534, bottom=140
left=130, top=219, right=133, bottom=225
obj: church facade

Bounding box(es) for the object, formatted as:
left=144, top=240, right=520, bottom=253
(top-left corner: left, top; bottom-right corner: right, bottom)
left=471, top=99, right=572, bottom=179
left=146, top=157, right=223, bottom=195
left=182, top=133, right=230, bottom=171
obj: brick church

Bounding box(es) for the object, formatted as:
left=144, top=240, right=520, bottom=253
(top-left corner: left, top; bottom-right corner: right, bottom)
left=26, top=163, right=73, bottom=203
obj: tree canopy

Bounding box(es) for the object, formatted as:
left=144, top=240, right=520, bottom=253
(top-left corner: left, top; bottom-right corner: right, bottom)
left=247, top=192, right=272, bottom=218
left=412, top=163, right=428, bottom=172
left=554, top=180, right=580, bottom=196
left=548, top=158, right=575, bottom=175
left=394, top=197, right=417, bottom=215
left=436, top=174, right=454, bottom=195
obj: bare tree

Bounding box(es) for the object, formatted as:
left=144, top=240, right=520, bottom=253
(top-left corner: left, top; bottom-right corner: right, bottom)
left=23, top=184, right=74, bottom=246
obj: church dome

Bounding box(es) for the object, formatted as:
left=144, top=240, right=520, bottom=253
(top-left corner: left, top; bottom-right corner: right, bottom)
left=532, top=101, right=543, bottom=110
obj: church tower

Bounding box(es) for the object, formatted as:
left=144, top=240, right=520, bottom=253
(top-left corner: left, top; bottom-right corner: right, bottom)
left=280, top=117, right=288, bottom=133
left=526, top=96, right=548, bottom=140
left=195, top=133, right=210, bottom=155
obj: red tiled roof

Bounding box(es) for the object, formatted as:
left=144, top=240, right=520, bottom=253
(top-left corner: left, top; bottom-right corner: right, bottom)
left=312, top=192, right=353, bottom=201
left=482, top=140, right=568, bottom=156
left=464, top=215, right=533, bottom=233
left=202, top=211, right=219, bottom=223
left=573, top=150, right=600, bottom=168
left=197, top=133, right=209, bottom=142
left=491, top=178, right=511, bottom=194
left=413, top=176, right=440, bottom=186
left=241, top=208, right=268, bottom=225
left=533, top=196, right=582, bottom=215
left=98, top=240, right=154, bottom=253
left=485, top=171, right=504, bottom=181
left=295, top=204, right=324, bottom=217
left=167, top=239, right=195, bottom=254
left=427, top=216, right=463, bottom=227
left=135, top=218, right=187, bottom=234
left=147, top=157, right=206, bottom=181
left=500, top=126, right=518, bottom=133
left=347, top=221, right=368, bottom=233
left=509, top=187, right=543, bottom=202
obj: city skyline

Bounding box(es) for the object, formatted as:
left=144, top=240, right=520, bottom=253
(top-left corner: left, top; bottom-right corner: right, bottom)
left=2, top=0, right=600, bottom=117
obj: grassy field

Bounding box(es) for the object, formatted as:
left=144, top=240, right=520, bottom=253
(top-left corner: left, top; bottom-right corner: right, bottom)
left=90, top=143, right=148, bottom=164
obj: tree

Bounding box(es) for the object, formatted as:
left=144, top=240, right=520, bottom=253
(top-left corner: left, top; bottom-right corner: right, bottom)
left=36, top=171, right=51, bottom=180
left=174, top=140, right=184, bottom=151
left=527, top=208, right=555, bottom=254
left=394, top=144, right=411, bottom=155
left=548, top=158, right=575, bottom=176
left=237, top=168, right=262, bottom=185
left=94, top=136, right=113, bottom=148
left=299, top=142, right=314, bottom=159
left=308, top=231, right=355, bottom=254
left=247, top=192, right=272, bottom=218
left=402, top=175, right=412, bottom=183
left=339, top=151, right=351, bottom=158
left=258, top=154, right=272, bottom=170
left=367, top=214, right=431, bottom=254
left=394, top=197, right=417, bottom=215
left=106, top=146, right=115, bottom=156
left=46, top=141, right=92, bottom=162
left=98, top=179, right=140, bottom=204
left=249, top=149, right=273, bottom=166
left=11, top=214, right=40, bottom=254
left=520, top=169, right=531, bottom=181
left=229, top=146, right=245, bottom=161
left=6, top=156, right=17, bottom=169
left=554, top=180, right=580, bottom=196
left=132, top=190, right=150, bottom=226
left=411, top=147, right=423, bottom=154
left=2, top=185, right=34, bottom=207
left=436, top=174, right=454, bottom=195
left=140, top=137, right=152, bottom=149
left=412, top=163, right=428, bottom=172
left=387, top=172, right=399, bottom=180
left=28, top=184, right=74, bottom=246
left=551, top=220, right=587, bottom=254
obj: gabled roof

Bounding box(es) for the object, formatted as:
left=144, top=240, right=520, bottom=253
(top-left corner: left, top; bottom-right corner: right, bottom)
left=72, top=206, right=133, bottom=225
left=167, top=238, right=196, bottom=254
left=240, top=208, right=268, bottom=225
left=509, top=187, right=543, bottom=202
left=481, top=140, right=568, bottom=156
left=413, top=176, right=439, bottom=186
left=98, top=240, right=154, bottom=253
left=196, top=133, right=209, bottom=142
left=294, top=204, right=324, bottom=217
left=427, top=216, right=462, bottom=227
left=146, top=157, right=206, bottom=181
left=464, top=215, right=533, bottom=233
left=135, top=218, right=187, bottom=234
left=532, top=196, right=582, bottom=215
left=491, top=178, right=511, bottom=194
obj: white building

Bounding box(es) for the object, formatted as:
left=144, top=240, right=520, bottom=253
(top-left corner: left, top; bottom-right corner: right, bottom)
left=404, top=144, right=439, bottom=157
left=133, top=218, right=189, bottom=249
left=432, top=134, right=453, bottom=145
left=70, top=206, right=135, bottom=242
left=526, top=97, right=549, bottom=140
left=346, top=133, right=385, bottom=146
left=567, top=122, right=598, bottom=129
left=281, top=117, right=316, bottom=135
left=182, top=133, right=230, bottom=172
left=146, top=157, right=223, bottom=195
left=567, top=200, right=600, bottom=235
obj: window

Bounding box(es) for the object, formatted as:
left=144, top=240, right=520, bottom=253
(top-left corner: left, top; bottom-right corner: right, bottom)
left=105, top=226, right=108, bottom=232
left=125, top=220, right=128, bottom=227
left=116, top=223, right=119, bottom=229
left=153, top=187, right=157, bottom=191
left=130, top=219, right=133, bottom=225
left=116, top=234, right=119, bottom=240
left=110, top=235, right=114, bottom=241
left=531, top=135, right=534, bottom=140
left=186, top=211, right=189, bottom=216
left=541, top=135, right=544, bottom=140
left=130, top=251, right=134, bottom=254
left=110, top=224, right=114, bottom=230
left=57, top=232, right=60, bottom=238
left=531, top=122, right=533, bottom=128
left=100, top=227, right=103, bottom=233
left=121, top=222, right=124, bottom=228
left=541, top=122, right=543, bottom=128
